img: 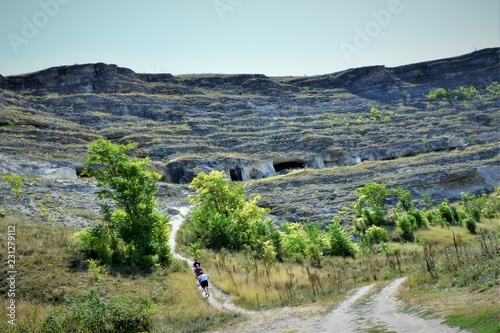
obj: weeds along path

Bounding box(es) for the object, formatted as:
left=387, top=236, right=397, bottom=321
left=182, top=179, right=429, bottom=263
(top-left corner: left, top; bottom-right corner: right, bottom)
left=169, top=207, right=255, bottom=315
left=169, top=208, right=469, bottom=333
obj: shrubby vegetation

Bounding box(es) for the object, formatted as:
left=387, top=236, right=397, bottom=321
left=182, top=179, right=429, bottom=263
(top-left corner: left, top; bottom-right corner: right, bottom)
left=41, top=287, right=154, bottom=333
left=486, top=81, right=500, bottom=99
left=1, top=165, right=499, bottom=331
left=426, top=82, right=500, bottom=101
left=426, top=85, right=481, bottom=101
left=182, top=171, right=500, bottom=270
left=75, top=138, right=172, bottom=268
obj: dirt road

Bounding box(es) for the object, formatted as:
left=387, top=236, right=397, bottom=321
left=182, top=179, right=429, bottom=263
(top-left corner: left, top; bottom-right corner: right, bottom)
left=169, top=208, right=470, bottom=333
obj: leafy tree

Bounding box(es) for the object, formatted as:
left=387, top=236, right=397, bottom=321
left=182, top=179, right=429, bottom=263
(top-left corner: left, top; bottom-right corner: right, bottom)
left=394, top=188, right=413, bottom=213
left=186, top=171, right=274, bottom=252
left=78, top=138, right=172, bottom=267
left=354, top=182, right=391, bottom=227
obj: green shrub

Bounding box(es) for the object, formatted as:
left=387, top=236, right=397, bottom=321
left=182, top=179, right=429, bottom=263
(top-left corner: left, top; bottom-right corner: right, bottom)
left=370, top=106, right=382, bottom=120
left=41, top=287, right=154, bottom=333
left=426, top=87, right=447, bottom=100
left=411, top=209, right=427, bottom=228
left=1, top=174, right=25, bottom=198
left=397, top=214, right=416, bottom=234
left=438, top=200, right=454, bottom=226
left=463, top=217, right=477, bottom=234
left=73, top=226, right=113, bottom=263
left=486, top=81, right=500, bottom=99
left=327, top=218, right=358, bottom=257
left=186, top=170, right=273, bottom=252
left=449, top=205, right=461, bottom=224
left=426, top=86, right=480, bottom=101
left=460, top=192, right=482, bottom=222
left=425, top=210, right=438, bottom=225
left=354, top=183, right=391, bottom=227
left=448, top=85, right=481, bottom=100
left=363, top=225, right=388, bottom=245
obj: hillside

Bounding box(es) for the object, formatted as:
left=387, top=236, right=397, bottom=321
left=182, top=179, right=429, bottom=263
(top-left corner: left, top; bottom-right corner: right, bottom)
left=0, top=48, right=499, bottom=225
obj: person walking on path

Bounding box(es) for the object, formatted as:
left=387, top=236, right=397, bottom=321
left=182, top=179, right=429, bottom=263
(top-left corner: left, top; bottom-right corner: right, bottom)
left=193, top=262, right=203, bottom=277
left=198, top=271, right=210, bottom=298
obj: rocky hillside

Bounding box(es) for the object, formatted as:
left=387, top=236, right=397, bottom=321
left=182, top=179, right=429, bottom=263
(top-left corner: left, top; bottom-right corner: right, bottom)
left=0, top=48, right=499, bottom=225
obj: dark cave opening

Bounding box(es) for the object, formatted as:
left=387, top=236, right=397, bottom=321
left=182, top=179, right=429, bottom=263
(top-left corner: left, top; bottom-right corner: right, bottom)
left=229, top=168, right=243, bottom=181
left=273, top=160, right=306, bottom=172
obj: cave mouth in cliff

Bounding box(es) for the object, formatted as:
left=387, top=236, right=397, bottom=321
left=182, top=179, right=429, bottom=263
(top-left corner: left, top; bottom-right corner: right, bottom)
left=229, top=168, right=243, bottom=181
left=273, top=160, right=306, bottom=172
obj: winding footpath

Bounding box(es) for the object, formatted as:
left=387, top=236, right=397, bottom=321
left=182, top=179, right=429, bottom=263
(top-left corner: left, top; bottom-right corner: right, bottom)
left=168, top=207, right=470, bottom=333
left=168, top=206, right=254, bottom=315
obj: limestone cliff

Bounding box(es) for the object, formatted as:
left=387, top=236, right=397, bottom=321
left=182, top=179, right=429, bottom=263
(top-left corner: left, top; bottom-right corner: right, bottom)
left=0, top=48, right=499, bottom=224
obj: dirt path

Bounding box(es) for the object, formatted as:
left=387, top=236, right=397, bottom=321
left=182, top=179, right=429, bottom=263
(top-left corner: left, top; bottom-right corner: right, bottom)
left=169, top=207, right=470, bottom=333
left=169, top=207, right=254, bottom=315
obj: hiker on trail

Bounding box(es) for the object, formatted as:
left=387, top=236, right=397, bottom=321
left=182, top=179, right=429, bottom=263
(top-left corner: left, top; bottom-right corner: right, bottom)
left=193, top=258, right=201, bottom=268
left=198, top=271, right=210, bottom=298
left=193, top=262, right=203, bottom=277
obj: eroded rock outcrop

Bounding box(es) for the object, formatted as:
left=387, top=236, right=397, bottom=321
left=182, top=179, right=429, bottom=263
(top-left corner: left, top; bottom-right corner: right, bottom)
left=1, top=48, right=499, bottom=224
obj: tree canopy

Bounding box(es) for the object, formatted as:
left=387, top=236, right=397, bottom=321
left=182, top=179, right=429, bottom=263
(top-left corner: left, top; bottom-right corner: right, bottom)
left=77, top=138, right=172, bottom=268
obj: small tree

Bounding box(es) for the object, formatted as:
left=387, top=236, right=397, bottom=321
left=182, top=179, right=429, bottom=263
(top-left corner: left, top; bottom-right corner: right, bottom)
left=186, top=170, right=274, bottom=253
left=78, top=138, right=172, bottom=268
left=354, top=182, right=391, bottom=227
left=327, top=217, right=358, bottom=258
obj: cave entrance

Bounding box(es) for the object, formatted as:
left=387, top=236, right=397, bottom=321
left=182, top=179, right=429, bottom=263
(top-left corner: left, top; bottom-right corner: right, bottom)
left=273, top=160, right=306, bottom=172
left=229, top=168, right=243, bottom=181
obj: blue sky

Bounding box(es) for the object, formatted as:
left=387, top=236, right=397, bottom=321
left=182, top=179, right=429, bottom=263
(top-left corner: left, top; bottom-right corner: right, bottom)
left=0, top=0, right=498, bottom=77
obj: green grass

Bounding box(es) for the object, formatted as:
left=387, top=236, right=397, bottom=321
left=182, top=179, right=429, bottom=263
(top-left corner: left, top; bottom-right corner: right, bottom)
left=445, top=311, right=500, bottom=333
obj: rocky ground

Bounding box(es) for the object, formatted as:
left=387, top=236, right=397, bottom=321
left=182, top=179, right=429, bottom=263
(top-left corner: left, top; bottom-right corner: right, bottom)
left=0, top=48, right=499, bottom=226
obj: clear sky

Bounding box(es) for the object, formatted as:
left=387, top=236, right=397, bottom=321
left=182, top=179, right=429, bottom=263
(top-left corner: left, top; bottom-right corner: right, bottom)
left=0, top=0, right=499, bottom=77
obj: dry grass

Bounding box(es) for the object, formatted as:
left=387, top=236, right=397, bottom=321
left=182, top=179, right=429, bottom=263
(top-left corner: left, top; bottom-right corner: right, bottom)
left=0, top=214, right=238, bottom=332
left=1, top=200, right=498, bottom=331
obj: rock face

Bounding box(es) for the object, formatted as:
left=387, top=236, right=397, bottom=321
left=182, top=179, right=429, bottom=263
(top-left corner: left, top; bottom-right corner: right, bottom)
left=0, top=48, right=499, bottom=224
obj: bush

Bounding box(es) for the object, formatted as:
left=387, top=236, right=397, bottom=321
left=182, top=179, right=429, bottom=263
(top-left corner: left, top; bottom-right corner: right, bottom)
left=426, top=86, right=481, bottom=101
left=463, top=217, right=477, bottom=234
left=426, top=87, right=448, bottom=100
left=327, top=218, right=358, bottom=257
left=438, top=200, right=454, bottom=226
left=411, top=209, right=427, bottom=228
left=397, top=214, right=416, bottom=234
left=448, top=85, right=481, bottom=100
left=363, top=225, right=388, bottom=245
left=486, top=81, right=500, bottom=99
left=354, top=183, right=391, bottom=227
left=41, top=287, right=154, bottom=333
